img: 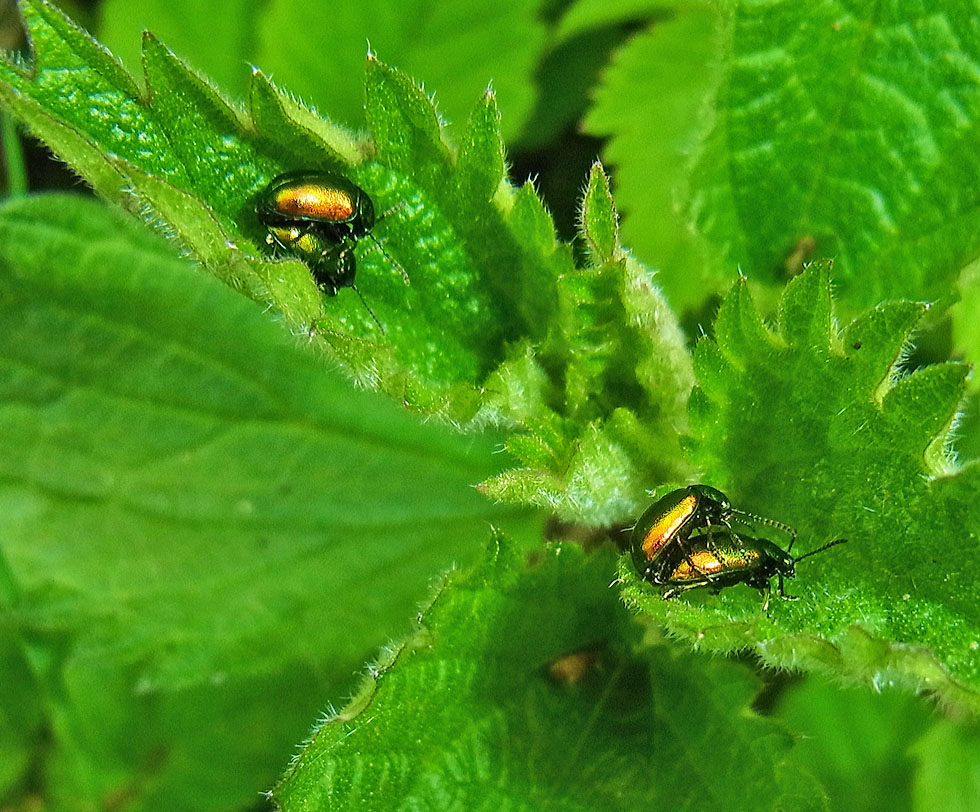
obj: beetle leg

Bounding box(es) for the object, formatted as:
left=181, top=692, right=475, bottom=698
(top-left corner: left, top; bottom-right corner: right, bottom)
left=677, top=536, right=711, bottom=577
left=687, top=523, right=739, bottom=582
left=662, top=580, right=708, bottom=600
left=315, top=238, right=346, bottom=263
left=776, top=573, right=800, bottom=602
left=703, top=519, right=722, bottom=557
left=678, top=521, right=724, bottom=579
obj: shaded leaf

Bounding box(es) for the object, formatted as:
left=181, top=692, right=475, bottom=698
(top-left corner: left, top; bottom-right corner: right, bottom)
left=254, top=0, right=545, bottom=140
left=99, top=0, right=259, bottom=98
left=584, top=4, right=721, bottom=313
left=0, top=194, right=532, bottom=693
left=273, top=537, right=822, bottom=811
left=911, top=719, right=980, bottom=812
left=778, top=677, right=932, bottom=812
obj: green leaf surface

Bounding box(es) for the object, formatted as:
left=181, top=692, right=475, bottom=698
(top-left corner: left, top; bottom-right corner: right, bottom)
left=456, top=90, right=506, bottom=205
left=482, top=241, right=696, bottom=525
left=482, top=160, right=694, bottom=524
left=686, top=0, right=980, bottom=314
left=580, top=161, right=620, bottom=265
left=910, top=718, right=980, bottom=812
left=0, top=0, right=293, bottom=311
left=584, top=4, right=721, bottom=314
left=950, top=262, right=980, bottom=467
left=621, top=262, right=980, bottom=709
left=0, top=193, right=533, bottom=693
left=273, top=537, right=822, bottom=811
left=98, top=0, right=259, bottom=98
left=0, top=1, right=585, bottom=410
left=247, top=70, right=359, bottom=168
left=255, top=0, right=545, bottom=141
left=952, top=258, right=980, bottom=386
left=780, top=676, right=980, bottom=812
left=0, top=0, right=698, bottom=529
left=0, top=4, right=443, bottom=392
left=777, top=677, right=933, bottom=812
left=0, top=632, right=41, bottom=796
left=40, top=656, right=328, bottom=812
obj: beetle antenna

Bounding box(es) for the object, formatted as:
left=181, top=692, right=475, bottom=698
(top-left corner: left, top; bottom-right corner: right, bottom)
left=367, top=234, right=411, bottom=287
left=793, top=537, right=847, bottom=564
left=351, top=285, right=386, bottom=335
left=732, top=509, right=797, bottom=551
left=378, top=200, right=409, bottom=222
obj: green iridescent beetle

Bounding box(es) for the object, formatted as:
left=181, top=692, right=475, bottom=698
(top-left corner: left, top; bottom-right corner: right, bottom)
left=629, top=485, right=796, bottom=584
left=656, top=531, right=847, bottom=611
left=256, top=170, right=408, bottom=296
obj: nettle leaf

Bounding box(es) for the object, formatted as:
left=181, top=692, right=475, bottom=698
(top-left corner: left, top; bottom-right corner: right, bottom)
left=588, top=2, right=980, bottom=318
left=0, top=194, right=545, bottom=807
left=951, top=263, right=980, bottom=466
left=953, top=260, right=980, bottom=381
left=99, top=0, right=258, bottom=99
left=0, top=2, right=536, bottom=408
left=482, top=165, right=694, bottom=525
left=0, top=630, right=41, bottom=796
left=38, top=657, right=330, bottom=812
left=0, top=1, right=312, bottom=318
left=0, top=194, right=532, bottom=694
left=777, top=676, right=936, bottom=811
left=584, top=3, right=721, bottom=314
left=272, top=537, right=822, bottom=812
left=687, top=0, right=980, bottom=314
left=621, top=261, right=980, bottom=710
left=254, top=0, right=545, bottom=142
left=0, top=1, right=696, bottom=520
left=580, top=160, right=620, bottom=265
left=909, top=719, right=980, bottom=812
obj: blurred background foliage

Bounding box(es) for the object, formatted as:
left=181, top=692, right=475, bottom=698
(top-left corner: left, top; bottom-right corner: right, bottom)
left=2, top=1, right=980, bottom=810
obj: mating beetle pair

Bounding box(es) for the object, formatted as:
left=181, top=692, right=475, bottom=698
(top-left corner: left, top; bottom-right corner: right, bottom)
left=256, top=171, right=408, bottom=324
left=630, top=485, right=846, bottom=609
